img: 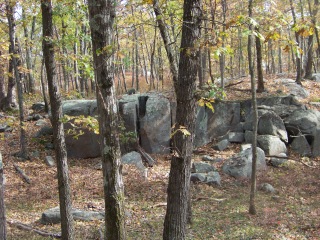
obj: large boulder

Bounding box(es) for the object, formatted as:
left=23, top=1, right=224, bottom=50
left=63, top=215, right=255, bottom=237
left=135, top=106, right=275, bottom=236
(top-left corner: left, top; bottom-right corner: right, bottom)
left=284, top=109, right=320, bottom=137
left=194, top=107, right=209, bottom=147
left=207, top=101, right=241, bottom=139
left=41, top=206, right=104, bottom=224
left=241, top=95, right=306, bottom=120
left=222, top=147, right=266, bottom=178
left=121, top=151, right=145, bottom=171
left=62, top=100, right=97, bottom=116
left=64, top=119, right=100, bottom=159
left=311, top=73, right=320, bottom=82
left=118, top=95, right=139, bottom=153
left=139, top=94, right=171, bottom=154
left=291, top=135, right=312, bottom=156
left=258, top=111, right=288, bottom=142
left=274, top=79, right=309, bottom=99
left=257, top=135, right=287, bottom=156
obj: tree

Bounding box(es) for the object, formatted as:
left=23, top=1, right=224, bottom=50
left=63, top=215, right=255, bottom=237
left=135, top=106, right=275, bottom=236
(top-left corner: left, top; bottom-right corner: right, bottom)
left=248, top=0, right=258, bottom=215
left=0, top=152, right=6, bottom=240
left=41, top=1, right=75, bottom=239
left=162, top=0, right=202, bottom=239
left=255, top=27, right=265, bottom=93
left=87, top=0, right=126, bottom=239
left=6, top=0, right=28, bottom=159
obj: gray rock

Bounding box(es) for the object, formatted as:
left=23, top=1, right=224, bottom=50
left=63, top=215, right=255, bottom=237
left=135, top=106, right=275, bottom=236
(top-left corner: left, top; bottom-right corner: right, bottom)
left=62, top=100, right=97, bottom=117
left=241, top=95, right=305, bottom=120
left=190, top=173, right=206, bottom=183
left=205, top=171, right=221, bottom=186
left=139, top=94, right=171, bottom=154
left=241, top=143, right=252, bottom=151
left=258, top=111, right=288, bottom=142
left=45, top=142, right=54, bottom=149
left=222, top=147, right=266, bottom=178
left=312, top=128, right=320, bottom=157
left=228, top=132, right=245, bottom=143
left=121, top=151, right=145, bottom=171
left=33, top=114, right=42, bottom=121
left=31, top=102, right=45, bottom=112
left=34, top=125, right=53, bottom=137
left=202, top=155, right=214, bottom=162
left=284, top=109, right=320, bottom=136
left=41, top=207, right=104, bottom=224
left=270, top=157, right=288, bottom=167
left=259, top=183, right=276, bottom=193
left=35, top=119, right=47, bottom=127
left=45, top=156, right=55, bottom=167
left=64, top=120, right=100, bottom=159
left=311, top=73, right=320, bottom=82
left=0, top=124, right=8, bottom=133
left=31, top=151, right=40, bottom=158
left=194, top=107, right=209, bottom=147
left=291, top=135, right=312, bottom=156
left=192, top=162, right=216, bottom=173
left=207, top=101, right=241, bottom=139
left=257, top=135, right=287, bottom=156
left=244, top=130, right=253, bottom=143
left=212, top=139, right=230, bottom=151
left=275, top=78, right=309, bottom=99
left=118, top=95, right=139, bottom=153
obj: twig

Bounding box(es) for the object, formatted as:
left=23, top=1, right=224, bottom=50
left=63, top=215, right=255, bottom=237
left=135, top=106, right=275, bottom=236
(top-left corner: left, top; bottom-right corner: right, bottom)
left=152, top=202, right=167, bottom=208
left=7, top=220, right=61, bottom=238
left=13, top=163, right=31, bottom=184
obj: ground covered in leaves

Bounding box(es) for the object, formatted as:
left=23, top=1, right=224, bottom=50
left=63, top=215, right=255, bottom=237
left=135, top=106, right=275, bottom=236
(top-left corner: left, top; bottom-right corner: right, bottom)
left=1, top=74, right=320, bottom=239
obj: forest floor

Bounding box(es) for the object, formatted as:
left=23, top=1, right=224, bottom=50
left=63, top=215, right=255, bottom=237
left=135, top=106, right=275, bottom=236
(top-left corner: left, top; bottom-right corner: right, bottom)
left=1, top=73, right=320, bottom=239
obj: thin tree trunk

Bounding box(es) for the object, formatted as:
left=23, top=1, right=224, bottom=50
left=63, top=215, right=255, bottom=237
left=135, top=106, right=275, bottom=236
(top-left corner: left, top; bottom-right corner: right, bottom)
left=0, top=152, right=7, bottom=240
left=255, top=28, right=264, bottom=92
left=248, top=0, right=257, bottom=215
left=22, top=8, right=35, bottom=94
left=290, top=0, right=303, bottom=85
left=14, top=38, right=29, bottom=159
left=153, top=0, right=179, bottom=84
left=163, top=0, right=202, bottom=239
left=88, top=0, right=126, bottom=238
left=40, top=58, right=49, bottom=112
left=41, top=1, right=75, bottom=239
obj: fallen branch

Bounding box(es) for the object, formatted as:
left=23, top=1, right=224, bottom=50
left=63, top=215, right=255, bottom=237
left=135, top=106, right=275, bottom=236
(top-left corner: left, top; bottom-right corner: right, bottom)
left=136, top=145, right=155, bottom=167
left=13, top=163, right=31, bottom=184
left=225, top=80, right=244, bottom=88
left=7, top=220, right=61, bottom=238
left=266, top=155, right=318, bottom=169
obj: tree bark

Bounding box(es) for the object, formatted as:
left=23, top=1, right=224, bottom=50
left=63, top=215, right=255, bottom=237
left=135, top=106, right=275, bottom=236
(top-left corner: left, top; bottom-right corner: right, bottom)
left=248, top=0, right=258, bottom=215
left=152, top=0, right=179, bottom=84
left=87, top=0, right=126, bottom=239
left=290, top=0, right=303, bottom=85
left=255, top=28, right=264, bottom=93
left=0, top=152, right=7, bottom=240
left=41, top=1, right=75, bottom=239
left=163, top=0, right=202, bottom=239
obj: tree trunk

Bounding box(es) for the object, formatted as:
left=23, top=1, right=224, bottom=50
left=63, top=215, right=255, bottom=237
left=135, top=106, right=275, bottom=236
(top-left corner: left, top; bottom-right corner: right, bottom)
left=153, top=0, right=179, bottom=84
left=41, top=1, right=75, bottom=239
left=40, top=59, right=49, bottom=112
left=255, top=29, right=264, bottom=93
left=0, top=152, right=7, bottom=240
left=163, top=0, right=202, bottom=239
left=22, top=8, right=35, bottom=94
left=248, top=0, right=258, bottom=215
left=290, top=0, right=303, bottom=85
left=88, top=0, right=126, bottom=239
